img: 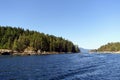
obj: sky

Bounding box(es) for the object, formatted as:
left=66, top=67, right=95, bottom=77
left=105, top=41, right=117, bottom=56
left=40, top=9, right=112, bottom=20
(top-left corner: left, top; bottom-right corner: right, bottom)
left=0, top=0, right=120, bottom=49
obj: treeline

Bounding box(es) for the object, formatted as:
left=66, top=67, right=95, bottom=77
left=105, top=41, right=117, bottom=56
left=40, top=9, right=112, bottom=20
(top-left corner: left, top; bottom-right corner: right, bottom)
left=98, top=42, right=120, bottom=51
left=0, top=26, right=80, bottom=53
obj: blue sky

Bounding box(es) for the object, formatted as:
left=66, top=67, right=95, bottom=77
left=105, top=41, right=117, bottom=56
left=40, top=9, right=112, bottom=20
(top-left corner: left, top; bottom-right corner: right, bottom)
left=0, top=0, right=120, bottom=49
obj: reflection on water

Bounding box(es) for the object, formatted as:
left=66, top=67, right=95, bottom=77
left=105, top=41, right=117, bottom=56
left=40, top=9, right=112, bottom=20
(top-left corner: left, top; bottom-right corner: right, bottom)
left=0, top=53, right=120, bottom=80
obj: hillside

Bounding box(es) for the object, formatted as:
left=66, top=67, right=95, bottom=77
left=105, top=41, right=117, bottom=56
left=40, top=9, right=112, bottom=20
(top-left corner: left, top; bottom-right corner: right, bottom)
left=79, top=48, right=89, bottom=53
left=0, top=26, right=80, bottom=55
left=98, top=42, right=120, bottom=52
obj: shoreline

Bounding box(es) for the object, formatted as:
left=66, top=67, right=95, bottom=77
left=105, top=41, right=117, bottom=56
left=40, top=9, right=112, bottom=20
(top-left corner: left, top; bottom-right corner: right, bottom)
left=0, top=49, right=77, bottom=56
left=90, top=51, right=120, bottom=54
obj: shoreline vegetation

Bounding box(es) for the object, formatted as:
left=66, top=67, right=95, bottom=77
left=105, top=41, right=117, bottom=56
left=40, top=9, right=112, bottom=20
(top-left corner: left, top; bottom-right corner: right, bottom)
left=0, top=26, right=80, bottom=55
left=90, top=42, right=120, bottom=54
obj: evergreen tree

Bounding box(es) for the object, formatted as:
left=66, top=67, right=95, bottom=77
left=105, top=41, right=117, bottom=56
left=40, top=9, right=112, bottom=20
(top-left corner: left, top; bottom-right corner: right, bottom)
left=0, top=26, right=80, bottom=53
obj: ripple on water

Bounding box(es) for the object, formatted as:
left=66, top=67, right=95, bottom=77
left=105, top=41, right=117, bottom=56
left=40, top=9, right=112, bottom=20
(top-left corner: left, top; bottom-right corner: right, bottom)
left=0, top=53, right=120, bottom=80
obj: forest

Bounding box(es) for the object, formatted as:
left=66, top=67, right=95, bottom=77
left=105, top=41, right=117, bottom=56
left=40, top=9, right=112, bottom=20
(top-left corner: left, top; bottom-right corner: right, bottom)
left=0, top=26, right=80, bottom=53
left=98, top=42, right=120, bottom=51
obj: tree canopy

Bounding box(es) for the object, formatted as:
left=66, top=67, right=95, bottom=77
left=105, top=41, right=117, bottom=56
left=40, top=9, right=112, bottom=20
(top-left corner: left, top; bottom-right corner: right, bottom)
left=0, top=26, right=80, bottom=53
left=98, top=42, right=120, bottom=51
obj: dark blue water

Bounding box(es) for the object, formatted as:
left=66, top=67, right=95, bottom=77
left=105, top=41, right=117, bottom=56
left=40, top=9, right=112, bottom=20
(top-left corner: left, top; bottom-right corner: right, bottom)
left=0, top=53, right=120, bottom=80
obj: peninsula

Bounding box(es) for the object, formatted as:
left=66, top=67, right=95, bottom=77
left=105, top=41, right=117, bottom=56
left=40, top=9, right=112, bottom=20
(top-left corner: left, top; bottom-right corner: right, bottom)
left=0, top=26, right=80, bottom=55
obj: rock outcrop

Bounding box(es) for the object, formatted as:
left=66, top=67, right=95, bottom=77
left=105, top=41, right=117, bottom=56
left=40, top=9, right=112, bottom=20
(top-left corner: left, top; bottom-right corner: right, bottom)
left=0, top=49, right=13, bottom=55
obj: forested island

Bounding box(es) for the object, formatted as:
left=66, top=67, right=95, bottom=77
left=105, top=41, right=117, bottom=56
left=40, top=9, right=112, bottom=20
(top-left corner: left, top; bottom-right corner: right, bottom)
left=97, top=42, right=120, bottom=52
left=0, top=26, right=80, bottom=55
left=89, top=42, right=120, bottom=53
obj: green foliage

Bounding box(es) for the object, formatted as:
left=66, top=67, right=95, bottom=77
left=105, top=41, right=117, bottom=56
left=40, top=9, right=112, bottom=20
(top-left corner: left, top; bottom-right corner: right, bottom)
left=98, top=42, right=120, bottom=51
left=0, top=26, right=80, bottom=53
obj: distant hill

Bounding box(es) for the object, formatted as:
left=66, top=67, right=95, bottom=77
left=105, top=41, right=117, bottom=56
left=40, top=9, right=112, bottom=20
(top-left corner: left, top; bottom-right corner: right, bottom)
left=80, top=48, right=89, bottom=53
left=0, top=26, right=80, bottom=55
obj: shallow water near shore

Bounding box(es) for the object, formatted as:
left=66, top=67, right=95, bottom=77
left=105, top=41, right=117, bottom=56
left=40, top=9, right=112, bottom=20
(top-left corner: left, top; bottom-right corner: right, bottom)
left=0, top=53, right=120, bottom=80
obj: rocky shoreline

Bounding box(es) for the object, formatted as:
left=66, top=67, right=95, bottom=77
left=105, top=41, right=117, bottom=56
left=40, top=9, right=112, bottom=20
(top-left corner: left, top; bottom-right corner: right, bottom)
left=90, top=51, right=120, bottom=54
left=0, top=49, right=72, bottom=56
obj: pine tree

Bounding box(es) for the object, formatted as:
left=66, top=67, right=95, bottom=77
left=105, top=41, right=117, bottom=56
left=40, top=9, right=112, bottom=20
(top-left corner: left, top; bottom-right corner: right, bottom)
left=0, top=26, right=80, bottom=53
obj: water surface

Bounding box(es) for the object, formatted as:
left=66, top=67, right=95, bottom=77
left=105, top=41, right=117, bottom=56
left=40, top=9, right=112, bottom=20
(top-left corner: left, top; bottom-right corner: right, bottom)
left=0, top=53, right=120, bottom=80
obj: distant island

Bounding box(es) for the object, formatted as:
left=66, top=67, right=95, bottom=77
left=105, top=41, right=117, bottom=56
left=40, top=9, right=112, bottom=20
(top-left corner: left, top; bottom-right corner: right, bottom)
left=0, top=26, right=80, bottom=55
left=90, top=42, right=120, bottom=53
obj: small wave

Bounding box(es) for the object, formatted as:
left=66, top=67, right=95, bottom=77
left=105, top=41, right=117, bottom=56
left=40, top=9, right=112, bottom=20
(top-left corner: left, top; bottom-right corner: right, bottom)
left=49, top=65, right=99, bottom=80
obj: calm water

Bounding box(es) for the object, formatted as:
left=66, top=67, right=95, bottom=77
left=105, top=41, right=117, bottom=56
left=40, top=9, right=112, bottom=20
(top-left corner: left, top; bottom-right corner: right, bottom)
left=0, top=53, right=120, bottom=80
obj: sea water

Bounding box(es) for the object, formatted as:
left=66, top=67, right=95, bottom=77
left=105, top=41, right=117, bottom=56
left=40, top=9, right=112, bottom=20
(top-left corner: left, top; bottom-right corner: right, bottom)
left=0, top=53, right=120, bottom=80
